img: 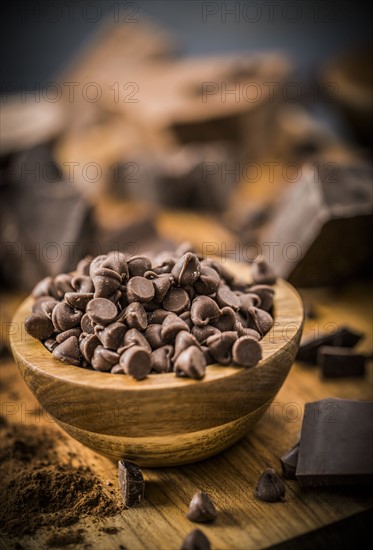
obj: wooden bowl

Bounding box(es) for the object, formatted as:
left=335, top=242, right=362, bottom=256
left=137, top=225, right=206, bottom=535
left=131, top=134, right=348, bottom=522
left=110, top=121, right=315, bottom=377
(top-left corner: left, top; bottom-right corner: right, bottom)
left=10, top=262, right=303, bottom=466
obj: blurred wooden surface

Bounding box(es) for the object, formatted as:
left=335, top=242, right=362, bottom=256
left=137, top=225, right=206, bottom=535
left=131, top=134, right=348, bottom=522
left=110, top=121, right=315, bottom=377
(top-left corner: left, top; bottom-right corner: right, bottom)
left=1, top=280, right=372, bottom=550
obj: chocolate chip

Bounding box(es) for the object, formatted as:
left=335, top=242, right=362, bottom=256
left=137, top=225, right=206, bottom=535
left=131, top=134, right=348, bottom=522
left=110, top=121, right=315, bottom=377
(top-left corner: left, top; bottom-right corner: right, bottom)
left=31, top=295, right=57, bottom=314
left=150, top=345, right=174, bottom=373
left=76, top=255, right=92, bottom=276
left=93, top=267, right=122, bottom=298
left=102, top=252, right=129, bottom=280
left=127, top=256, right=152, bottom=277
left=123, top=328, right=152, bottom=353
left=180, top=529, right=211, bottom=550
left=163, top=287, right=190, bottom=314
left=118, top=460, right=145, bottom=507
left=212, top=306, right=236, bottom=331
left=247, top=306, right=273, bottom=336
left=151, top=274, right=173, bottom=303
left=234, top=322, right=261, bottom=340
left=65, top=292, right=94, bottom=311
left=174, top=346, right=206, bottom=380
left=254, top=468, right=285, bottom=502
left=54, top=274, right=74, bottom=299
left=97, top=322, right=126, bottom=350
left=216, top=285, right=240, bottom=310
left=194, top=266, right=220, bottom=295
left=119, top=346, right=151, bottom=379
left=121, top=302, right=148, bottom=331
left=191, top=325, right=220, bottom=344
left=31, top=276, right=55, bottom=298
left=148, top=309, right=170, bottom=324
left=71, top=275, right=94, bottom=293
left=239, top=292, right=261, bottom=314
left=80, top=313, right=94, bottom=334
left=144, top=324, right=164, bottom=350
left=52, top=302, right=83, bottom=332
left=172, top=253, right=201, bottom=286
left=251, top=258, right=277, bottom=285
left=86, top=298, right=118, bottom=325
left=44, top=337, right=58, bottom=352
left=200, top=345, right=215, bottom=365
left=79, top=334, right=100, bottom=362
left=55, top=327, right=82, bottom=344
left=250, top=285, right=274, bottom=311
left=232, top=336, right=262, bottom=367
left=186, top=491, right=217, bottom=523
left=190, top=296, right=220, bottom=327
left=161, top=313, right=190, bottom=344
left=126, top=276, right=155, bottom=303
left=52, top=335, right=81, bottom=366
left=206, top=331, right=237, bottom=365
left=173, top=331, right=200, bottom=362
left=25, top=312, right=54, bottom=341
left=204, top=259, right=234, bottom=285
left=91, top=346, right=119, bottom=372
left=280, top=442, right=300, bottom=480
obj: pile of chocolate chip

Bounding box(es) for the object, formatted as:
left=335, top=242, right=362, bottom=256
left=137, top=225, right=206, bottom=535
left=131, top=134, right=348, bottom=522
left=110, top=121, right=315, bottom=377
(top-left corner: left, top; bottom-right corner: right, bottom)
left=25, top=243, right=276, bottom=380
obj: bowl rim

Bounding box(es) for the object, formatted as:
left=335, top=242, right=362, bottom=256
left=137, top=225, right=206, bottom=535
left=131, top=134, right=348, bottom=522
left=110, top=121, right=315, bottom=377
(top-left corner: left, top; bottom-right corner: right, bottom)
left=11, top=261, right=304, bottom=392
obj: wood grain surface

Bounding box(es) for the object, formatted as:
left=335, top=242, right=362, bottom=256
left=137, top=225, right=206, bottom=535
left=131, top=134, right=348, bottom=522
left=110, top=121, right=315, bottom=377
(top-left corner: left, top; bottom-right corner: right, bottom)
left=1, top=281, right=372, bottom=550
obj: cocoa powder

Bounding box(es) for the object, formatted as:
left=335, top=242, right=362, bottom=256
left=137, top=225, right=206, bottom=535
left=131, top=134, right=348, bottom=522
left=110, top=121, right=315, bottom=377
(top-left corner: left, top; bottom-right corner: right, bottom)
left=0, top=423, right=121, bottom=536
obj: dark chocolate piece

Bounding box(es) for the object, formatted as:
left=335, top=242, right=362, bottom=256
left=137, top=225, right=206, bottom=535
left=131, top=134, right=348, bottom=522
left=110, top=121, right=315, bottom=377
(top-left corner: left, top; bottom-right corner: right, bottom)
left=280, top=442, right=300, bottom=479
left=318, top=346, right=366, bottom=378
left=118, top=460, right=145, bottom=507
left=180, top=529, right=211, bottom=550
left=119, top=346, right=151, bottom=380
left=254, top=468, right=285, bottom=502
left=296, top=399, right=373, bottom=487
left=186, top=491, right=217, bottom=523
left=232, top=336, right=262, bottom=367
left=25, top=312, right=54, bottom=340
left=52, top=335, right=81, bottom=366
left=174, top=346, right=206, bottom=380
left=296, top=326, right=363, bottom=364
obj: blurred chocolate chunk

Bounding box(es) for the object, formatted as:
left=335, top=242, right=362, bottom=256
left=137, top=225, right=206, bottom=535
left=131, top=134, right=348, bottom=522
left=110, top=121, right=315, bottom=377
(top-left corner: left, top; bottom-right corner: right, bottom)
left=318, top=346, right=366, bottom=378
left=180, top=529, right=211, bottom=550
left=0, top=144, right=93, bottom=290
left=297, top=326, right=363, bottom=364
left=118, top=460, right=145, bottom=508
left=280, top=442, right=300, bottom=480
left=259, top=161, right=372, bottom=286
left=254, top=468, right=285, bottom=502
left=296, top=399, right=373, bottom=487
left=186, top=491, right=217, bottom=523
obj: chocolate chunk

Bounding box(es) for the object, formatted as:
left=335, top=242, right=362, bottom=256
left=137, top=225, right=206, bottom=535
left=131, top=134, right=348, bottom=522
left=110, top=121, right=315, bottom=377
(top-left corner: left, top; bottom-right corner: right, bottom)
left=296, top=399, right=373, bottom=487
left=254, top=468, right=285, bottom=502
left=150, top=345, right=174, bottom=373
left=194, top=266, right=220, bottom=295
left=247, top=306, right=273, bottom=336
left=318, top=346, right=366, bottom=378
left=174, top=346, right=206, bottom=380
left=127, top=256, right=152, bottom=278
left=163, top=287, right=190, bottom=314
left=186, top=492, right=217, bottom=523
left=173, top=331, right=200, bottom=361
left=52, top=336, right=81, bottom=366
left=212, top=306, right=236, bottom=331
left=161, top=313, right=190, bottom=344
left=79, top=334, right=100, bottom=362
left=280, top=442, right=300, bottom=480
left=191, top=325, right=220, bottom=344
left=123, top=328, right=152, bottom=353
left=232, top=336, right=262, bottom=367
left=296, top=326, right=363, bottom=364
left=180, top=529, right=211, bottom=550
left=118, top=460, right=145, bottom=507
left=52, top=302, right=83, bottom=332
left=144, top=324, right=164, bottom=350
left=216, top=285, right=240, bottom=310
left=190, top=296, right=220, bottom=327
left=171, top=253, right=201, bottom=286
left=249, top=285, right=274, bottom=312
left=97, top=322, right=126, bottom=350
left=55, top=328, right=81, bottom=344
left=65, top=292, right=94, bottom=311
left=86, top=298, right=118, bottom=325
left=25, top=312, right=54, bottom=340
left=91, top=346, right=119, bottom=372
left=126, top=276, right=155, bottom=303
left=121, top=302, right=148, bottom=331
left=251, top=258, right=277, bottom=285
left=206, top=331, right=237, bottom=365
left=119, top=346, right=151, bottom=380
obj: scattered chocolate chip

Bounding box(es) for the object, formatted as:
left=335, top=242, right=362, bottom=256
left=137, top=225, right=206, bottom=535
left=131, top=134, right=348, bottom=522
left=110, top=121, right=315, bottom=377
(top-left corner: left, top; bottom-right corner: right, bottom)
left=232, top=336, right=262, bottom=367
left=175, top=346, right=206, bottom=380
left=25, top=313, right=54, bottom=340
left=186, top=491, right=217, bottom=523
left=254, top=468, right=285, bottom=502
left=52, top=336, right=81, bottom=366
left=180, top=529, right=211, bottom=550
left=118, top=460, right=145, bottom=507
left=317, top=346, right=366, bottom=378
left=86, top=298, right=117, bottom=326
left=119, top=346, right=151, bottom=379
left=280, top=442, right=300, bottom=480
